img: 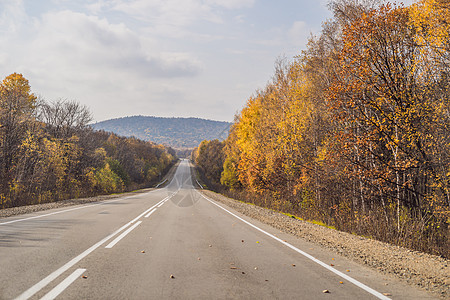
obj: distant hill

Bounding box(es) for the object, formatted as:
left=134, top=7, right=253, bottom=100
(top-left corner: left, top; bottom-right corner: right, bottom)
left=91, top=116, right=231, bottom=149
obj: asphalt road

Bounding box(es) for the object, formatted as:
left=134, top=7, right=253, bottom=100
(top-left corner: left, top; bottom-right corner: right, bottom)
left=0, top=159, right=434, bottom=299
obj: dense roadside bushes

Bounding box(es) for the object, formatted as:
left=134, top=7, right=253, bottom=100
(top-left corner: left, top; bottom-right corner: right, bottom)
left=193, top=0, right=449, bottom=258
left=0, top=73, right=176, bottom=208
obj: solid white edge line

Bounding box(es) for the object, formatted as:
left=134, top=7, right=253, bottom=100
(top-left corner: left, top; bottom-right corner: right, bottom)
left=39, top=268, right=86, bottom=300
left=0, top=203, right=103, bottom=226
left=199, top=192, right=391, bottom=300
left=155, top=179, right=168, bottom=188
left=144, top=208, right=157, bottom=218
left=196, top=180, right=203, bottom=189
left=105, top=221, right=142, bottom=249
left=0, top=190, right=159, bottom=226
left=14, top=195, right=168, bottom=300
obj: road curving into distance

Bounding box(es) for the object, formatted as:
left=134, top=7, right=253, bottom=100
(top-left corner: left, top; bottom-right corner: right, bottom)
left=0, top=159, right=435, bottom=299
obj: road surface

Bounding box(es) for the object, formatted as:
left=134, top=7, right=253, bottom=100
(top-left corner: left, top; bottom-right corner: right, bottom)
left=0, top=160, right=434, bottom=299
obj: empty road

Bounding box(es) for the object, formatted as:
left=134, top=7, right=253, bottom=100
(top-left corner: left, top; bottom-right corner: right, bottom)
left=0, top=160, right=434, bottom=299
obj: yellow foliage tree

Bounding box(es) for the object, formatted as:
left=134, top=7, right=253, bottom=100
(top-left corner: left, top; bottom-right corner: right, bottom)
left=0, top=73, right=37, bottom=206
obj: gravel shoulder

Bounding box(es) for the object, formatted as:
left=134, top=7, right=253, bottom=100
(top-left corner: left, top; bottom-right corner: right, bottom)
left=0, top=190, right=152, bottom=219
left=200, top=189, right=449, bottom=299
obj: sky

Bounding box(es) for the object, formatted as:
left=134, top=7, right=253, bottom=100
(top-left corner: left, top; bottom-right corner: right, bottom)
left=0, top=0, right=414, bottom=123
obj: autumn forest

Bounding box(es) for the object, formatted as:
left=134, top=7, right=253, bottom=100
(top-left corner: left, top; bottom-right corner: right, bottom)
left=193, top=0, right=449, bottom=257
left=0, top=73, right=176, bottom=209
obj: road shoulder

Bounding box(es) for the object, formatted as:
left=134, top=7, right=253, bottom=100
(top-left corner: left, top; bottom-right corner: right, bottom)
left=200, top=189, right=449, bottom=299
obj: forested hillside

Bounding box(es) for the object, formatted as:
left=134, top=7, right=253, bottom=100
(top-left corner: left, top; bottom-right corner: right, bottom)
left=0, top=73, right=176, bottom=209
left=92, top=116, right=231, bottom=149
left=193, top=0, right=449, bottom=258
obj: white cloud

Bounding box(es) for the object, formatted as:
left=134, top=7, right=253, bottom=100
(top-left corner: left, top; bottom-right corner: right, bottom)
left=206, top=0, right=255, bottom=9
left=85, top=0, right=110, bottom=14
left=109, top=0, right=256, bottom=32
left=111, top=0, right=221, bottom=26
left=0, top=5, right=204, bottom=122
left=0, top=0, right=335, bottom=123
left=289, top=21, right=309, bottom=48
left=234, top=14, right=246, bottom=24
left=2, top=10, right=201, bottom=79
left=0, top=0, right=26, bottom=33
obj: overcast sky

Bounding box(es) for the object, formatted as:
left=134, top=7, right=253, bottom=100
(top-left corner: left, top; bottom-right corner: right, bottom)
left=0, top=0, right=414, bottom=122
